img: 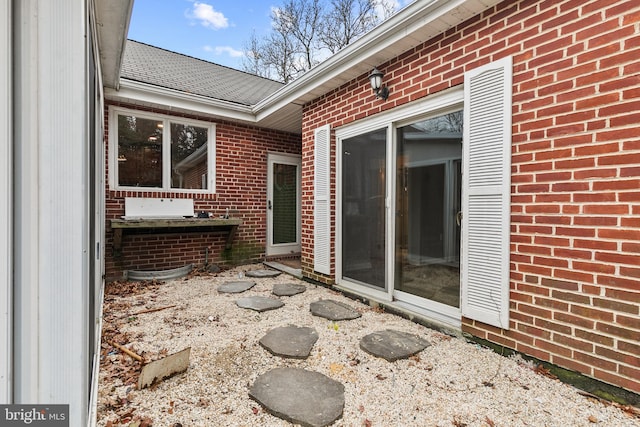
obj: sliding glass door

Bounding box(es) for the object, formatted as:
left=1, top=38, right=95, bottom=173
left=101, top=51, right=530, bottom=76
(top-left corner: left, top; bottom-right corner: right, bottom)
left=341, top=128, right=387, bottom=289
left=395, top=112, right=463, bottom=307
left=338, top=109, right=463, bottom=316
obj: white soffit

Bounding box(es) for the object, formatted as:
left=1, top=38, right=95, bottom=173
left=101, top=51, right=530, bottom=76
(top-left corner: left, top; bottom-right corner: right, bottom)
left=95, top=0, right=133, bottom=88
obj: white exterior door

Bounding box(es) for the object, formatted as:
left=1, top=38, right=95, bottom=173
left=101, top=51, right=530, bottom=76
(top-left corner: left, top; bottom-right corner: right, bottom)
left=267, top=153, right=302, bottom=256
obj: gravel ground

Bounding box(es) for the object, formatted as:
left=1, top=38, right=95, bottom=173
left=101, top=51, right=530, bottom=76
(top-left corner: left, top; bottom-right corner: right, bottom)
left=97, top=265, right=640, bottom=427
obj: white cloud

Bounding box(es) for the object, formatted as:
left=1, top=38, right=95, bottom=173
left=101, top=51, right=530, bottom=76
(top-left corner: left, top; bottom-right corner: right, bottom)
left=187, top=2, right=229, bottom=30
left=204, top=45, right=244, bottom=58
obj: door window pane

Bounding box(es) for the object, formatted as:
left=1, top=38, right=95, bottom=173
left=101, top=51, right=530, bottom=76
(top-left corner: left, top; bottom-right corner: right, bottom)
left=117, top=115, right=163, bottom=187
left=272, top=163, right=298, bottom=244
left=395, top=111, right=463, bottom=307
left=171, top=123, right=208, bottom=189
left=342, top=128, right=387, bottom=289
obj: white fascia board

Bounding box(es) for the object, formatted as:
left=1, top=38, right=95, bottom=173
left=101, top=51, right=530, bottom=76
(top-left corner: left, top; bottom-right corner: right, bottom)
left=255, top=0, right=500, bottom=116
left=94, top=0, right=134, bottom=89
left=108, top=79, right=257, bottom=124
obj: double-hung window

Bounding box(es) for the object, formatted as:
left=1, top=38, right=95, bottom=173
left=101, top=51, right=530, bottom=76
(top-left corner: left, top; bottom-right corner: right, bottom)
left=109, top=107, right=215, bottom=193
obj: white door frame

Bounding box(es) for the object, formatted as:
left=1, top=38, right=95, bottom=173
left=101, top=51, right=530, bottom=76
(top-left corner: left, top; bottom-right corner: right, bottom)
left=335, top=88, right=464, bottom=326
left=266, top=153, right=302, bottom=256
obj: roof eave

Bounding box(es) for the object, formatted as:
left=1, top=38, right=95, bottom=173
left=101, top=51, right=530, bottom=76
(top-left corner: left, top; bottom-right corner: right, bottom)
left=255, top=0, right=502, bottom=120
left=95, top=0, right=134, bottom=89
left=104, top=0, right=502, bottom=134
left=107, top=78, right=257, bottom=124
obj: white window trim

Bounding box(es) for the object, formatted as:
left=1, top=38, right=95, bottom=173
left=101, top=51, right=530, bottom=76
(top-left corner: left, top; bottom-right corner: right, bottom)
left=108, top=106, right=216, bottom=194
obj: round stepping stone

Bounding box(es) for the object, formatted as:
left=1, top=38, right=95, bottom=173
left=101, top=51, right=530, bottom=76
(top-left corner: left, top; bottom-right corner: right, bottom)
left=310, top=299, right=361, bottom=321
left=245, top=269, right=281, bottom=278
left=218, top=281, right=256, bottom=293
left=259, top=326, right=319, bottom=359
left=236, top=296, right=284, bottom=312
left=272, top=282, right=306, bottom=296
left=360, top=329, right=431, bottom=362
left=249, top=367, right=344, bottom=427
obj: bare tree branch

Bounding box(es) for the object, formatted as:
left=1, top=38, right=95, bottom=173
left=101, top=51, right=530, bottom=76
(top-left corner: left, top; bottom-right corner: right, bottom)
left=319, top=0, right=378, bottom=54
left=241, top=31, right=268, bottom=78
left=241, top=0, right=399, bottom=82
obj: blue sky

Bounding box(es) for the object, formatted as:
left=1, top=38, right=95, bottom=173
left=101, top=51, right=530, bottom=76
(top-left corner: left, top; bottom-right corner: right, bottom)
left=128, top=0, right=411, bottom=71
left=128, top=0, right=272, bottom=70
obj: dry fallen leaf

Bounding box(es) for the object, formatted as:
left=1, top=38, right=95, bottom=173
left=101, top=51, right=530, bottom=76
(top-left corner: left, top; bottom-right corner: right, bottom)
left=485, top=415, right=495, bottom=426
left=588, top=415, right=598, bottom=423
left=452, top=415, right=468, bottom=427
left=330, top=363, right=344, bottom=374
left=534, top=364, right=558, bottom=380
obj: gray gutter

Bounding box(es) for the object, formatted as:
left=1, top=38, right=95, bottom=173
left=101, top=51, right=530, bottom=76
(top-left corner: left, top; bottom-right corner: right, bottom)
left=95, top=0, right=134, bottom=89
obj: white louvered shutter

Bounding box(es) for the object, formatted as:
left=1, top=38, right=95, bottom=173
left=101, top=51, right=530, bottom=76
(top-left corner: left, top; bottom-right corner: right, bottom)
left=461, top=56, right=512, bottom=329
left=314, top=125, right=331, bottom=275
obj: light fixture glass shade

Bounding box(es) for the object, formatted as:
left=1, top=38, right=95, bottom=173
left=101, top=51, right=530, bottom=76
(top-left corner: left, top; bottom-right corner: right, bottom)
left=369, top=68, right=384, bottom=92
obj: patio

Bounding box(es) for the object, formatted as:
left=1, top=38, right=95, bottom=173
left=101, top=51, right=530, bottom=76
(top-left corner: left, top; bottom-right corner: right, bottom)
left=96, top=264, right=639, bottom=426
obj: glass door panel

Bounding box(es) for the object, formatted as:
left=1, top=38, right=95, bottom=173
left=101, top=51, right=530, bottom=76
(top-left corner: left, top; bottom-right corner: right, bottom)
left=342, top=128, right=387, bottom=289
left=395, top=111, right=463, bottom=307
left=272, top=163, right=298, bottom=244
left=266, top=154, right=301, bottom=256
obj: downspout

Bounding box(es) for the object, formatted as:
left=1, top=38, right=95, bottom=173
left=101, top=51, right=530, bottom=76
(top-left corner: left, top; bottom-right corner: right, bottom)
left=174, top=167, right=184, bottom=188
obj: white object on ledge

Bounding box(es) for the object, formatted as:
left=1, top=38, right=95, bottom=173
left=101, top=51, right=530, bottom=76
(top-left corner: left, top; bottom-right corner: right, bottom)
left=123, top=197, right=194, bottom=219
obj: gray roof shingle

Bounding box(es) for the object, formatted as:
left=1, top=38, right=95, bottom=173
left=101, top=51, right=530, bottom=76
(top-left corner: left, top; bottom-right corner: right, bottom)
left=120, top=40, right=284, bottom=106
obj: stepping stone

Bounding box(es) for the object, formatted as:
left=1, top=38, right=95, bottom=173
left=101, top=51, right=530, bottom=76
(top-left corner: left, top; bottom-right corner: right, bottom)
left=310, top=300, right=361, bottom=321
left=236, top=296, right=284, bottom=312
left=245, top=269, right=281, bottom=278
left=259, top=326, right=318, bottom=359
left=218, top=281, right=255, bottom=293
left=360, top=329, right=431, bottom=362
left=272, top=282, right=306, bottom=296
left=249, top=367, right=344, bottom=427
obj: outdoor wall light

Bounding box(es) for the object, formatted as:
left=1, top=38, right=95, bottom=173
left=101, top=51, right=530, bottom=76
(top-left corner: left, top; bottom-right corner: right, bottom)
left=368, top=67, right=389, bottom=100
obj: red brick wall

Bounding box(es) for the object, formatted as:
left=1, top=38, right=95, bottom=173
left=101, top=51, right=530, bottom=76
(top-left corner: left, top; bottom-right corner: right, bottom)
left=301, top=0, right=640, bottom=393
left=182, top=158, right=207, bottom=190
left=105, top=101, right=301, bottom=278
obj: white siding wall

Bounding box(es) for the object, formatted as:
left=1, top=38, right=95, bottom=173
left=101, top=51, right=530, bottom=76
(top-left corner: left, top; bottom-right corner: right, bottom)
left=13, top=0, right=90, bottom=424
left=0, top=0, right=12, bottom=404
